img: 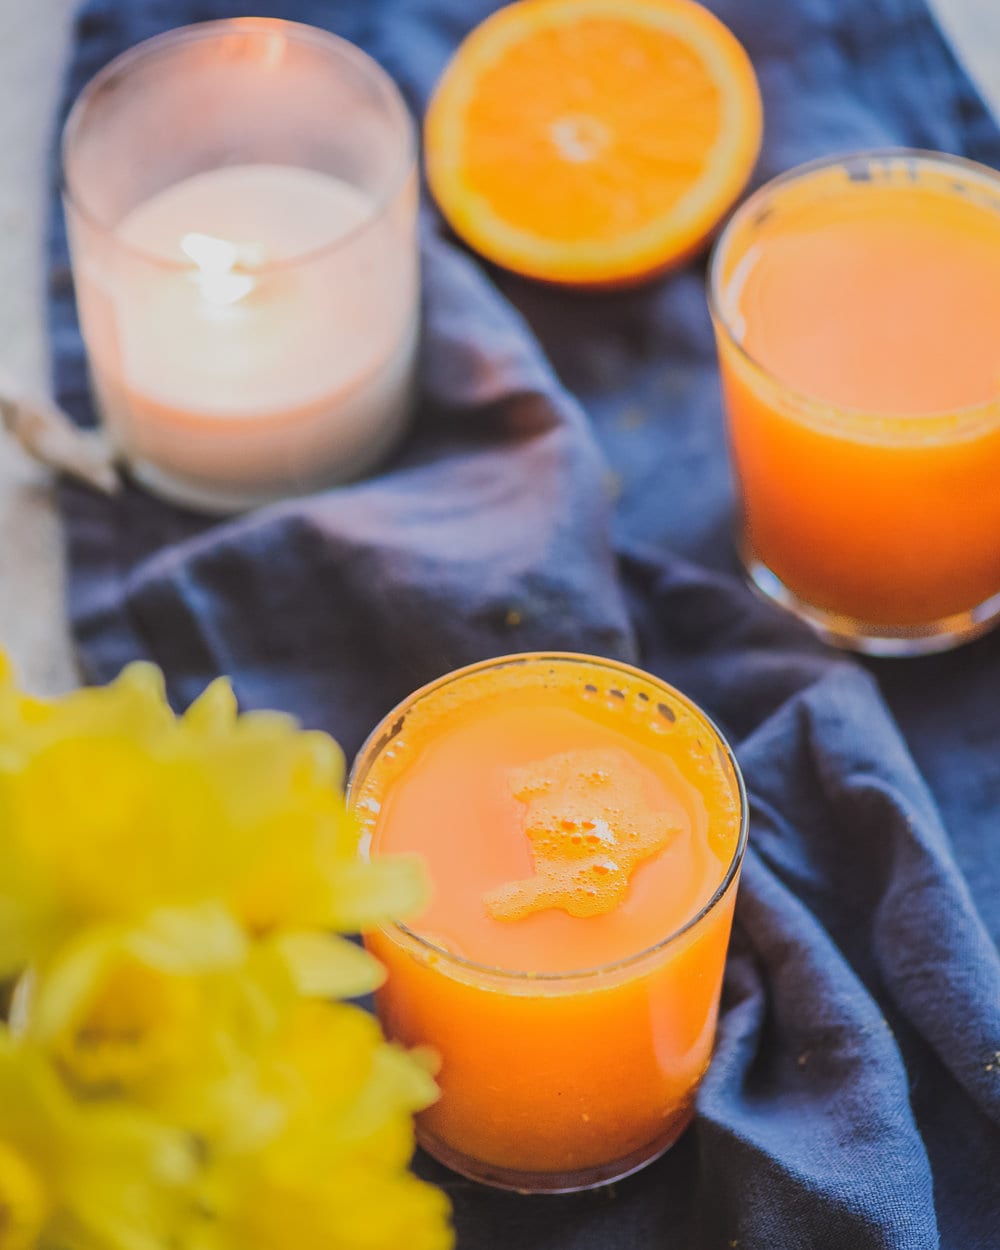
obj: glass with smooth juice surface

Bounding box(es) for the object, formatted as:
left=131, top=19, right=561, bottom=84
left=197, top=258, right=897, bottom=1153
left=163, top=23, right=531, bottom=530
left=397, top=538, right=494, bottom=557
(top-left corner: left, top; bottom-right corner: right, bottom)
left=710, top=150, right=1000, bottom=655
left=348, top=653, right=747, bottom=1193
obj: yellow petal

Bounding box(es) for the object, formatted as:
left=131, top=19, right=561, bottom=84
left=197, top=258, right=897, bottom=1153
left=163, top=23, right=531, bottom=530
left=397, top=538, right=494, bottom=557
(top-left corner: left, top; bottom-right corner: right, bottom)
left=95, top=662, right=175, bottom=739
left=235, top=710, right=300, bottom=741
left=274, top=933, right=386, bottom=998
left=368, top=1043, right=441, bottom=1117
left=125, top=905, right=246, bottom=974
left=58, top=1106, right=195, bottom=1250
left=27, top=932, right=114, bottom=1045
left=229, top=1162, right=452, bottom=1250
left=293, top=731, right=345, bottom=791
left=0, top=1140, right=47, bottom=1250
left=116, top=662, right=168, bottom=705
left=183, top=679, right=238, bottom=735
left=328, top=857, right=429, bottom=930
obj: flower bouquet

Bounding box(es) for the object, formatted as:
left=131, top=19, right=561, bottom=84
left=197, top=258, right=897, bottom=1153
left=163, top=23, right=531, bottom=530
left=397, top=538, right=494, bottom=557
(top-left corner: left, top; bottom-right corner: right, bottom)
left=0, top=654, right=451, bottom=1250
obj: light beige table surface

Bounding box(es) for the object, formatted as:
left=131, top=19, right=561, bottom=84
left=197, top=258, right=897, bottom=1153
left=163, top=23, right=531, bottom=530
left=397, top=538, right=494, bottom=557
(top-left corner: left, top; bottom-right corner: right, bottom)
left=0, top=0, right=997, bottom=695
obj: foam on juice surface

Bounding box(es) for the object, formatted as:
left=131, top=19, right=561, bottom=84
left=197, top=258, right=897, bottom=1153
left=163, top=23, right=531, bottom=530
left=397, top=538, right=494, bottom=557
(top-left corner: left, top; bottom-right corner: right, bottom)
left=357, top=660, right=741, bottom=973
left=484, top=748, right=678, bottom=920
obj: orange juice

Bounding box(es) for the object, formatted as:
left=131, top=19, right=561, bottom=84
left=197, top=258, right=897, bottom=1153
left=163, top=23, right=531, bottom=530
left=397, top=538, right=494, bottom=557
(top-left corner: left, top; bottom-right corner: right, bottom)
left=710, top=150, right=1000, bottom=654
left=349, top=653, right=746, bottom=1192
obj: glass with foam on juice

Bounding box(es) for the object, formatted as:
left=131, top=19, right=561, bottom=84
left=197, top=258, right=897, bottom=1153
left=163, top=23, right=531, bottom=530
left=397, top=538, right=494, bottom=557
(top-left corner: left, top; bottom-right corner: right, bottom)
left=709, top=149, right=1000, bottom=655
left=348, top=653, right=747, bottom=1193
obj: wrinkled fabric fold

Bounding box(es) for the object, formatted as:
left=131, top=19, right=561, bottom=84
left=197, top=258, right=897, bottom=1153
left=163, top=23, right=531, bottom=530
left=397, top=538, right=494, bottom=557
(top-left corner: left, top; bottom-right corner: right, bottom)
left=50, top=1, right=1000, bottom=1245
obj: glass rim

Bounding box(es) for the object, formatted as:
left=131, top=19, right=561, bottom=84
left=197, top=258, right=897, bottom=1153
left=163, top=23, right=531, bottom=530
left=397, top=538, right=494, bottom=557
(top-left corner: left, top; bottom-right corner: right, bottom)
left=60, top=17, right=418, bottom=275
left=346, top=651, right=749, bottom=985
left=707, top=146, right=1000, bottom=428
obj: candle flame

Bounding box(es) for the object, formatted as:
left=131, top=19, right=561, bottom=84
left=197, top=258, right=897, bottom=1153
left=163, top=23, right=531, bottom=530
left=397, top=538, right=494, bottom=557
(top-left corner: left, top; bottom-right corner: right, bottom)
left=181, top=232, right=262, bottom=306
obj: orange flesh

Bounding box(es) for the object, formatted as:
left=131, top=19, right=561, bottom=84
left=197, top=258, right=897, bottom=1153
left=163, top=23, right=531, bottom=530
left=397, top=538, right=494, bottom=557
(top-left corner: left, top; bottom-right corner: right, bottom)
left=718, top=166, right=1000, bottom=626
left=354, top=658, right=743, bottom=1176
left=462, top=17, right=723, bottom=244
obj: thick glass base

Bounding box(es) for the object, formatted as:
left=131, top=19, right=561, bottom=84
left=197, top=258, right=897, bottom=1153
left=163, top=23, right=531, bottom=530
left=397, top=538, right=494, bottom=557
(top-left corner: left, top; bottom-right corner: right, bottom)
left=128, top=460, right=291, bottom=515
left=744, top=552, right=1000, bottom=657
left=88, top=328, right=416, bottom=516
left=121, top=400, right=409, bottom=515
left=416, top=1110, right=692, bottom=1195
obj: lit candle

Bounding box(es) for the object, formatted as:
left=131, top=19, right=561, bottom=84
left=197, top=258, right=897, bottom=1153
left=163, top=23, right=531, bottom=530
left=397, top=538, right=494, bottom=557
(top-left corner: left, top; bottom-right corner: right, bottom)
left=62, top=20, right=418, bottom=512
left=349, top=654, right=747, bottom=1193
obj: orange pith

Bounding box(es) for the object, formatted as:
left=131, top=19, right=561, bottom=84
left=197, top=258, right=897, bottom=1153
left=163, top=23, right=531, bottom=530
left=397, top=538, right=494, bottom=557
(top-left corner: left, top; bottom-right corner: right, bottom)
left=425, top=0, right=762, bottom=286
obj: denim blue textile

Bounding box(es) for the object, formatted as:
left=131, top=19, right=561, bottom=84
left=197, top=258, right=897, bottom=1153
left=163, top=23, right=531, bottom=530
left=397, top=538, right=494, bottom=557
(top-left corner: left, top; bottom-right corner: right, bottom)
left=49, top=2, right=1000, bottom=1246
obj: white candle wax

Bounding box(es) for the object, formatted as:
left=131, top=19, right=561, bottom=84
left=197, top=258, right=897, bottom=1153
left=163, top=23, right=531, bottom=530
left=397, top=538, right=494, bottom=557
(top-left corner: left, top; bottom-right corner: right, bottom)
left=79, top=163, right=418, bottom=512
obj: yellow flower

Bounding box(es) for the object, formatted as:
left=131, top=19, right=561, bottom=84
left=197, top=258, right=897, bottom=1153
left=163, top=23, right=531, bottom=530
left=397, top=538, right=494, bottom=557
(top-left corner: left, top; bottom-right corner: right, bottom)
left=18, top=914, right=279, bottom=1144
left=0, top=1028, right=192, bottom=1250
left=19, top=914, right=392, bottom=1146
left=216, top=1161, right=452, bottom=1250
left=0, top=654, right=452, bottom=1250
left=24, top=946, right=453, bottom=1250
left=264, top=1000, right=440, bottom=1160
left=0, top=659, right=426, bottom=978
left=22, top=908, right=238, bottom=1085
left=0, top=1139, right=46, bottom=1250
left=196, top=1001, right=451, bottom=1250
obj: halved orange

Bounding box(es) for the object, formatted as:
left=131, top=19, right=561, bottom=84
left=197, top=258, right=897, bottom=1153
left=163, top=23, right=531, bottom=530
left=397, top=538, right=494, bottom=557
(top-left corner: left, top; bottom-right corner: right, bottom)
left=425, top=0, right=762, bottom=286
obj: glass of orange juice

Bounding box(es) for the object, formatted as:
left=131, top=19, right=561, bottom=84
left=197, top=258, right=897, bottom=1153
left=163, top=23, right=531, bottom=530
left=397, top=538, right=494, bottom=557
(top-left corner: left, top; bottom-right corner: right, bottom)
left=348, top=653, right=747, bottom=1193
left=709, top=149, right=1000, bottom=655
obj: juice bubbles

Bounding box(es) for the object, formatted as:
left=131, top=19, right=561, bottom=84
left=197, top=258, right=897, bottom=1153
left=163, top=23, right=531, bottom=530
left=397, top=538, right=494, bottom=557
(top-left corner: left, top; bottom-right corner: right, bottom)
left=709, top=150, right=1000, bottom=654
left=349, top=654, right=746, bottom=1192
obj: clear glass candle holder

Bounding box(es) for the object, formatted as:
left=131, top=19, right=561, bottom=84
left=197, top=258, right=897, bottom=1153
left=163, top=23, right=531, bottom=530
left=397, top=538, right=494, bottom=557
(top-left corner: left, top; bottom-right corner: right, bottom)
left=348, top=653, right=747, bottom=1194
left=709, top=150, right=1000, bottom=655
left=62, top=19, right=418, bottom=514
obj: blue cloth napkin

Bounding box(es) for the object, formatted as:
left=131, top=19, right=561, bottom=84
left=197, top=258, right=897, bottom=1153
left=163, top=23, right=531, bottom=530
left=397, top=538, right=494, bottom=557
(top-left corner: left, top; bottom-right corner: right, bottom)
left=50, top=1, right=1000, bottom=1246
